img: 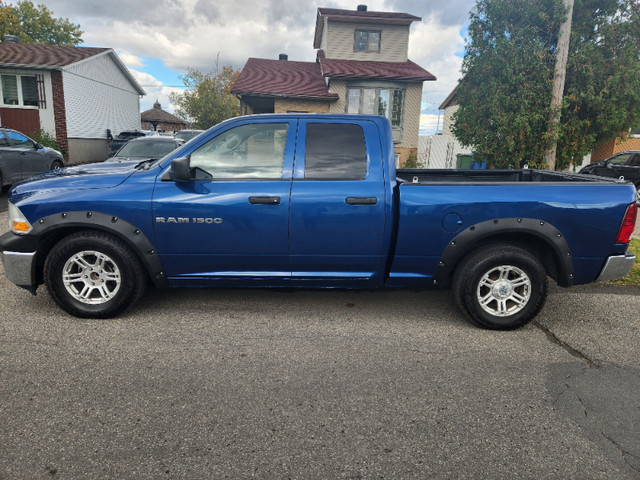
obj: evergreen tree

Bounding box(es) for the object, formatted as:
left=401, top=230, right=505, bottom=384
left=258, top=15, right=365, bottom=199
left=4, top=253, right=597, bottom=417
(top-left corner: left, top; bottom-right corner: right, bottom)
left=453, top=0, right=640, bottom=170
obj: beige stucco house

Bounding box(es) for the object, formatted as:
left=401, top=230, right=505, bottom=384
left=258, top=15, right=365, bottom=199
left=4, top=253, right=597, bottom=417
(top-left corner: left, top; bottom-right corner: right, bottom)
left=231, top=5, right=435, bottom=165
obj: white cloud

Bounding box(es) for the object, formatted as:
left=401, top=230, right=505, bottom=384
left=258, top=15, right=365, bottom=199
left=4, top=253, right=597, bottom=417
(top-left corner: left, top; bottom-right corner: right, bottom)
left=118, top=52, right=145, bottom=69
left=43, top=0, right=476, bottom=132
left=129, top=69, right=185, bottom=114
left=419, top=113, right=442, bottom=135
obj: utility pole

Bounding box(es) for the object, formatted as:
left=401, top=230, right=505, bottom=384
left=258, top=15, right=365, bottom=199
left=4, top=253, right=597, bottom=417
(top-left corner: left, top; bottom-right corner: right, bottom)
left=543, top=0, right=575, bottom=170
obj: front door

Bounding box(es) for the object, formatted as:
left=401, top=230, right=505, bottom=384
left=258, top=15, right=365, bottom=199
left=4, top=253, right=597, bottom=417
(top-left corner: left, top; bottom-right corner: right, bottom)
left=5, top=130, right=46, bottom=179
left=152, top=119, right=296, bottom=284
left=0, top=131, right=21, bottom=184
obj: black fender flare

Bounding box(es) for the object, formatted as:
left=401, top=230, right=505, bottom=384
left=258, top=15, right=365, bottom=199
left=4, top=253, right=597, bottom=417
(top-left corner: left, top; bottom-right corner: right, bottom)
left=5, top=211, right=169, bottom=288
left=433, top=217, right=574, bottom=288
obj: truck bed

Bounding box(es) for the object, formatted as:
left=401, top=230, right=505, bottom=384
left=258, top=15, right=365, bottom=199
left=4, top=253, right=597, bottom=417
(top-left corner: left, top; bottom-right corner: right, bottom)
left=396, top=169, right=621, bottom=184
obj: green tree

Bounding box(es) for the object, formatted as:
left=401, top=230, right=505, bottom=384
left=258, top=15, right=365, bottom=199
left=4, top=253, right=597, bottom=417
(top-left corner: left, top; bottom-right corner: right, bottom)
left=557, top=0, right=640, bottom=169
left=169, top=62, right=241, bottom=130
left=0, top=1, right=82, bottom=45
left=453, top=0, right=640, bottom=170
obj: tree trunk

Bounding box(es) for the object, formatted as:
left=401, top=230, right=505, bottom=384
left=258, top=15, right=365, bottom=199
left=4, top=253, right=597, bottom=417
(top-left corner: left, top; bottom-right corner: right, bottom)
left=543, top=0, right=575, bottom=171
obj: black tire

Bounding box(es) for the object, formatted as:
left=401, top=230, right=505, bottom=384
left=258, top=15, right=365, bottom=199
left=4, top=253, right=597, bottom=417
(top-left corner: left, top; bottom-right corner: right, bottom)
left=50, top=160, right=63, bottom=170
left=44, top=231, right=147, bottom=318
left=452, top=244, right=548, bottom=330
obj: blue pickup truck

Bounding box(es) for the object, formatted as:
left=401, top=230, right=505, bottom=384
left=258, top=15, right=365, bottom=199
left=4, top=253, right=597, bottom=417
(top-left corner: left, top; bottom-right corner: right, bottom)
left=1, top=114, right=637, bottom=329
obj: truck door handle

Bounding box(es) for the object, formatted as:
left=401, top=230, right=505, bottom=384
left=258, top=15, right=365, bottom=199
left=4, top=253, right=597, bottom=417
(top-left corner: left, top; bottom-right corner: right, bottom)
left=345, top=197, right=377, bottom=205
left=249, top=196, right=281, bottom=205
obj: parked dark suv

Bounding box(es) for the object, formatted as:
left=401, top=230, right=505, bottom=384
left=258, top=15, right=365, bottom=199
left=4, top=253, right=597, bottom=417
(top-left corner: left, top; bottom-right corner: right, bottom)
left=0, top=127, right=64, bottom=188
left=580, top=151, right=640, bottom=202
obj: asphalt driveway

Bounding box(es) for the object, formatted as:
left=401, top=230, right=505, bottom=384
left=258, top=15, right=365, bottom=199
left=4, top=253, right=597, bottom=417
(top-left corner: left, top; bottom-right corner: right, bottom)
left=0, top=209, right=639, bottom=478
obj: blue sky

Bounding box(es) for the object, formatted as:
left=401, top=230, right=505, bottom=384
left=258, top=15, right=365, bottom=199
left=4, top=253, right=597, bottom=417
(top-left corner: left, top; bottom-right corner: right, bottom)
left=43, top=0, right=476, bottom=135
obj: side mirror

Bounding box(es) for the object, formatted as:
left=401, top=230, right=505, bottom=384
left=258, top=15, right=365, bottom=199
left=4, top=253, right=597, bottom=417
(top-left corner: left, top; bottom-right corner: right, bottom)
left=169, top=156, right=192, bottom=182
left=606, top=162, right=613, bottom=169
left=34, top=142, right=43, bottom=150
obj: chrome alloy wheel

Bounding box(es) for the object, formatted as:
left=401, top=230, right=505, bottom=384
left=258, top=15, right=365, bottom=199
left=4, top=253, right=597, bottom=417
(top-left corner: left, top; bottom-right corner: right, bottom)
left=476, top=265, right=532, bottom=317
left=62, top=250, right=121, bottom=304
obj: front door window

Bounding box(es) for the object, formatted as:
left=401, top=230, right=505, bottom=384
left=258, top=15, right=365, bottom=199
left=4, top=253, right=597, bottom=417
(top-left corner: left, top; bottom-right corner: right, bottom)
left=190, top=123, right=289, bottom=179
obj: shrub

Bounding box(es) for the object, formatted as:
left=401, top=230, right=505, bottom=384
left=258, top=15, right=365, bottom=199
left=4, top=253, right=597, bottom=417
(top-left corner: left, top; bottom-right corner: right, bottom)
left=29, top=129, right=66, bottom=157
left=403, top=150, right=419, bottom=169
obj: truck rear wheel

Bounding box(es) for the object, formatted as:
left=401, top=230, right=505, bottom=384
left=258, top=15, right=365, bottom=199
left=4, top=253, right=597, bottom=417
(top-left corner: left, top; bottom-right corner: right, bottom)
left=44, top=231, right=147, bottom=318
left=452, top=244, right=547, bottom=329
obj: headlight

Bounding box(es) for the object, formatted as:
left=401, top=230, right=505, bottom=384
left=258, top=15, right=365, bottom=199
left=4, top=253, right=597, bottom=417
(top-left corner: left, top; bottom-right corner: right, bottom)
left=8, top=202, right=33, bottom=234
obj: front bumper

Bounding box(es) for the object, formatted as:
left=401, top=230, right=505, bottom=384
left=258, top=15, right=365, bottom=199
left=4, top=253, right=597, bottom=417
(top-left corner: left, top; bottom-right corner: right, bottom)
left=595, top=252, right=636, bottom=283
left=0, top=250, right=36, bottom=286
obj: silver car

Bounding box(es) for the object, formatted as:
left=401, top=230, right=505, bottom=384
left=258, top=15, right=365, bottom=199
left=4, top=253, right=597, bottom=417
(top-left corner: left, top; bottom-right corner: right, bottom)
left=0, top=128, right=64, bottom=188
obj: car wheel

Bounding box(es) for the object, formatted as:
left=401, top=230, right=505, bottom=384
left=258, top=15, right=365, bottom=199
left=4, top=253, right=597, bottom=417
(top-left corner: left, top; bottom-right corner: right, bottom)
left=452, top=244, right=548, bottom=330
left=50, top=160, right=63, bottom=170
left=44, top=231, right=147, bottom=318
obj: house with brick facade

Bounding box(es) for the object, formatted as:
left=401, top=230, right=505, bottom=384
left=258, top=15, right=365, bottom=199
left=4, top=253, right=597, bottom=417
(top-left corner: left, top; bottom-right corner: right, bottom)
left=231, top=5, right=435, bottom=165
left=0, top=39, right=144, bottom=163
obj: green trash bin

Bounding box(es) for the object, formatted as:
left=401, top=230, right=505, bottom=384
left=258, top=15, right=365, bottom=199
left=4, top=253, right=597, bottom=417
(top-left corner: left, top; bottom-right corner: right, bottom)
left=456, top=154, right=473, bottom=169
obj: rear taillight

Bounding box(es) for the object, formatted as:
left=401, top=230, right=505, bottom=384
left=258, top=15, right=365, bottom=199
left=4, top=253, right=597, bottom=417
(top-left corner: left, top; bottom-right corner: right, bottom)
left=615, top=202, right=638, bottom=244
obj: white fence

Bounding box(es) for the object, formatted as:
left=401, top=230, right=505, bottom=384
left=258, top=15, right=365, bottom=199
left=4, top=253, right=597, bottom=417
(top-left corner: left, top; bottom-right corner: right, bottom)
left=418, top=134, right=592, bottom=171
left=418, top=134, right=472, bottom=169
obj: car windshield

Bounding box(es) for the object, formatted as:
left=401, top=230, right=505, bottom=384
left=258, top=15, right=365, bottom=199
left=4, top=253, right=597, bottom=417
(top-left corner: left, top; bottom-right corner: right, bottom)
left=116, top=140, right=177, bottom=158
left=175, top=130, right=203, bottom=141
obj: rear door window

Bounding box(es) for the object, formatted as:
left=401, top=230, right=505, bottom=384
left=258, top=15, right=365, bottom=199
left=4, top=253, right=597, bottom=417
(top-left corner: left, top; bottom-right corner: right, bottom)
left=304, top=123, right=367, bottom=180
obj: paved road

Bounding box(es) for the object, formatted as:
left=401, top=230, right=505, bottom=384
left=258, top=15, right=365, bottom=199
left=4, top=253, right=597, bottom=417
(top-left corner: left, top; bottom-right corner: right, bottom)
left=1, top=211, right=639, bottom=478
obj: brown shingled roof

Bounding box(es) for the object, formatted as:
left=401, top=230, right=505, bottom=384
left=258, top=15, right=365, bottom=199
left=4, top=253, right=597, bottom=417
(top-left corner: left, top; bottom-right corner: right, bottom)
left=141, top=101, right=186, bottom=125
left=317, top=7, right=421, bottom=22
left=0, top=42, right=110, bottom=68
left=231, top=58, right=339, bottom=100
left=317, top=50, right=436, bottom=82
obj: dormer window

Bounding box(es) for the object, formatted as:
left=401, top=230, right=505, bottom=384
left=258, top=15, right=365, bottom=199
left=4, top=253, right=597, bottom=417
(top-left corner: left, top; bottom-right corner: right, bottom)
left=354, top=30, right=380, bottom=52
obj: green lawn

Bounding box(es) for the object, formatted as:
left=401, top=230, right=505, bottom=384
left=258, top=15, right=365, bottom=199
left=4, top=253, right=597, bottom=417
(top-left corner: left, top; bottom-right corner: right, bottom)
left=606, top=238, right=640, bottom=286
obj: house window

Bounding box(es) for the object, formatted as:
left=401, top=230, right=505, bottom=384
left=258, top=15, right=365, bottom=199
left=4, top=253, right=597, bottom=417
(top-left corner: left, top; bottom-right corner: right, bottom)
left=21, top=76, right=38, bottom=106
left=354, top=30, right=380, bottom=52
left=346, top=87, right=405, bottom=128
left=1, top=74, right=39, bottom=107
left=631, top=127, right=640, bottom=138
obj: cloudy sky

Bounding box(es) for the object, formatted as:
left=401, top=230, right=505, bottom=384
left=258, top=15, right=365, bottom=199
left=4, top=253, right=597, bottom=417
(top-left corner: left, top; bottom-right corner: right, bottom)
left=40, top=0, right=476, bottom=134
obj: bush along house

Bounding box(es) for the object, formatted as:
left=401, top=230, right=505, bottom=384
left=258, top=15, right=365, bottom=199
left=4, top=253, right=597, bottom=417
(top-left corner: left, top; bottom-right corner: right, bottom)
left=0, top=36, right=145, bottom=163
left=231, top=5, right=435, bottom=166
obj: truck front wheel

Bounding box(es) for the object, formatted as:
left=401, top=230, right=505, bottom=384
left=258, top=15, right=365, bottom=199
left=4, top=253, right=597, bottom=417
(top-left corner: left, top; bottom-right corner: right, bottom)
left=452, top=244, right=547, bottom=329
left=44, top=231, right=147, bottom=318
